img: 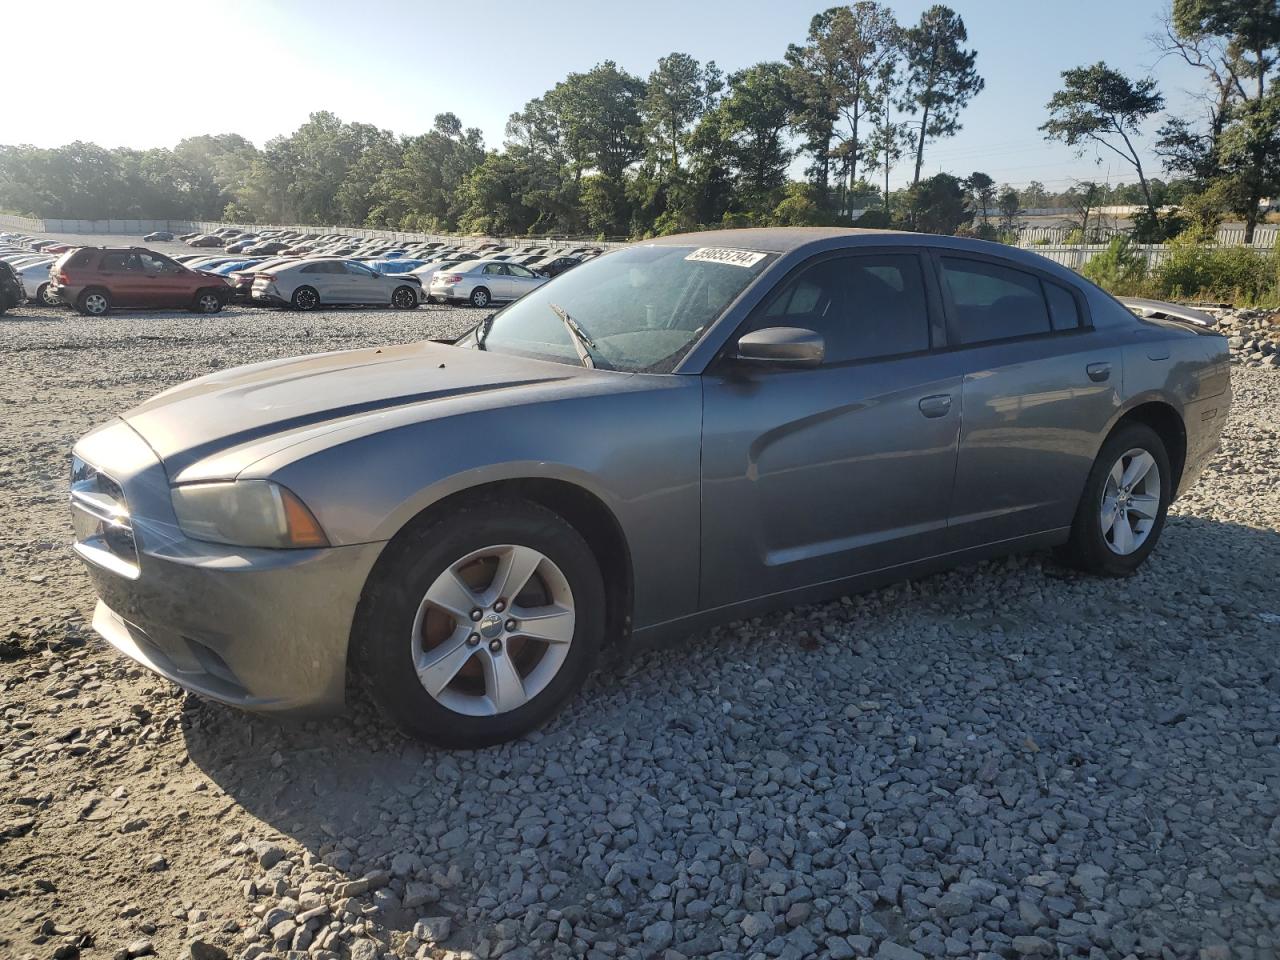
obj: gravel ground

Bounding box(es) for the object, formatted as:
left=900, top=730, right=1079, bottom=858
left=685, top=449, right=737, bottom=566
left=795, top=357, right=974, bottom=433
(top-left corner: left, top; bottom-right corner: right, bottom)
left=1, top=298, right=1278, bottom=960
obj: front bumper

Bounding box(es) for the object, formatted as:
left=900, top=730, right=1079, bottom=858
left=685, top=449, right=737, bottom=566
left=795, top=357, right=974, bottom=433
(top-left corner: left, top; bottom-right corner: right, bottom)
left=72, top=419, right=385, bottom=714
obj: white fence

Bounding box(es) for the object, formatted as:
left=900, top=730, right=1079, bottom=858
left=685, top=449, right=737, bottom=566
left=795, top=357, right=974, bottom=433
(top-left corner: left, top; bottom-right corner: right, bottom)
left=1015, top=223, right=1278, bottom=247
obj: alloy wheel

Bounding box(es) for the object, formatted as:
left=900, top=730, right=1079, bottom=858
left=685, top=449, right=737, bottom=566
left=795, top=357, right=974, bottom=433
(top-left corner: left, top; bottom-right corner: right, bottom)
left=84, top=293, right=108, bottom=315
left=198, top=293, right=222, bottom=313
left=393, top=287, right=416, bottom=308
left=1100, top=447, right=1162, bottom=555
left=411, top=544, right=575, bottom=717
left=471, top=289, right=489, bottom=308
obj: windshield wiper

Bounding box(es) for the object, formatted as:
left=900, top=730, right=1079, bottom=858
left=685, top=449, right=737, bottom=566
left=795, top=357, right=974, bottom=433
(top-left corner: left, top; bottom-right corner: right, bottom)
left=473, top=312, right=496, bottom=350
left=548, top=302, right=601, bottom=369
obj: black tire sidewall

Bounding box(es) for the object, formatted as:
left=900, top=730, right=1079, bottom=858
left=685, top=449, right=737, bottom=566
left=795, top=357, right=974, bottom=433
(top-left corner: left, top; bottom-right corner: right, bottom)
left=78, top=289, right=110, bottom=316
left=470, top=288, right=489, bottom=307
left=1065, top=423, right=1172, bottom=576
left=393, top=286, right=417, bottom=309
left=292, top=286, right=319, bottom=311
left=355, top=499, right=604, bottom=748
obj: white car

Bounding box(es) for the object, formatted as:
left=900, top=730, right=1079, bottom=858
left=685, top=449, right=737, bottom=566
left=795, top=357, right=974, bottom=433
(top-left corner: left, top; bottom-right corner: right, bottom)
left=15, top=259, right=58, bottom=304
left=430, top=258, right=549, bottom=308
left=252, top=258, right=426, bottom=311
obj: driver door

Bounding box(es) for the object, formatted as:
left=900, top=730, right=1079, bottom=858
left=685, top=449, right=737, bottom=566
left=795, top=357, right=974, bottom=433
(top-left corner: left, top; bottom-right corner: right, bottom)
left=699, top=249, right=962, bottom=609
left=481, top=262, right=512, bottom=300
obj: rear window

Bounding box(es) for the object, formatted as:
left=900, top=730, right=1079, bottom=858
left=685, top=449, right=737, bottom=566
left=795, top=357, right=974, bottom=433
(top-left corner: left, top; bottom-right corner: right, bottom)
left=63, top=248, right=93, bottom=269
left=941, top=257, right=1051, bottom=344
left=1043, top=280, right=1081, bottom=331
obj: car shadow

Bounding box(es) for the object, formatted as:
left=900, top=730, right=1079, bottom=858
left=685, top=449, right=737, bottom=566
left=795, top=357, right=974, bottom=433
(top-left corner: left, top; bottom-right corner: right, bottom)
left=181, top=513, right=1280, bottom=944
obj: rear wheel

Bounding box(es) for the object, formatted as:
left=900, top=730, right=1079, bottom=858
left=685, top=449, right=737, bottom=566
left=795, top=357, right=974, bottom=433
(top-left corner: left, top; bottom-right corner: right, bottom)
left=469, top=286, right=491, bottom=308
left=291, top=285, right=320, bottom=311
left=391, top=285, right=418, bottom=309
left=354, top=498, right=604, bottom=747
left=1058, top=422, right=1171, bottom=576
left=77, top=289, right=111, bottom=316
left=35, top=283, right=50, bottom=306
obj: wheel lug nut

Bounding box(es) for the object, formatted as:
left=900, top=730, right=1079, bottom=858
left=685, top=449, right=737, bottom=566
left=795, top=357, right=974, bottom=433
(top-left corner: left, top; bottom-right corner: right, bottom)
left=494, top=599, right=506, bottom=613
left=467, top=633, right=480, bottom=646
left=488, top=639, right=502, bottom=653
left=505, top=619, right=517, bottom=632
left=469, top=608, right=483, bottom=621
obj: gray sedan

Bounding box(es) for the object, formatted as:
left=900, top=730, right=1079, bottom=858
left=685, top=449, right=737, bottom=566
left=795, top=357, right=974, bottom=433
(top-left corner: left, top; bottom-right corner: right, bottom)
left=69, top=228, right=1230, bottom=747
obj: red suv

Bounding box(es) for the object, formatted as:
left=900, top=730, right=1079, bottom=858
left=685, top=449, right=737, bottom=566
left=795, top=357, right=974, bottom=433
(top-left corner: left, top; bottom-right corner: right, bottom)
left=49, top=247, right=233, bottom=316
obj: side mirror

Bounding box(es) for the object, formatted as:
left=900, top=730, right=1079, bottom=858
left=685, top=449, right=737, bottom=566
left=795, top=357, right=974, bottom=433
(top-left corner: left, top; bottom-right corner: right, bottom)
left=735, top=327, right=824, bottom=368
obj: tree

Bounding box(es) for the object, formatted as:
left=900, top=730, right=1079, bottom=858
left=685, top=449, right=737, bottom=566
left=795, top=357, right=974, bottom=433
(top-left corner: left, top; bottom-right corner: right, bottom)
left=642, top=53, right=722, bottom=172
left=900, top=5, right=984, bottom=187
left=1041, top=62, right=1164, bottom=227
left=965, top=171, right=995, bottom=224
left=1021, top=180, right=1050, bottom=208
left=1157, top=0, right=1280, bottom=241
left=904, top=172, right=972, bottom=234
left=997, top=186, right=1021, bottom=232
left=1065, top=180, right=1104, bottom=240
left=709, top=62, right=795, bottom=216
left=785, top=8, right=853, bottom=201
left=867, top=58, right=910, bottom=211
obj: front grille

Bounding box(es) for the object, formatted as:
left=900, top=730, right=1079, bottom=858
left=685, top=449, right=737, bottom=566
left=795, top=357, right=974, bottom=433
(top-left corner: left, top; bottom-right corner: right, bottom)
left=71, top=455, right=140, bottom=577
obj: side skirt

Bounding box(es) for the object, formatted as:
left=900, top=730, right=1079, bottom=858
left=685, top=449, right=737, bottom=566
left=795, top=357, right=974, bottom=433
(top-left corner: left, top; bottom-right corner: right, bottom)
left=628, top=527, right=1071, bottom=652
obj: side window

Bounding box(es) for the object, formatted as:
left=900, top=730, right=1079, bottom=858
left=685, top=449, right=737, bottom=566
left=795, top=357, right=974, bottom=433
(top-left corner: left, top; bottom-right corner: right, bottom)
left=1043, top=280, right=1081, bottom=331
left=137, top=252, right=176, bottom=273
left=99, top=253, right=131, bottom=272
left=755, top=253, right=931, bottom=363
left=344, top=262, right=375, bottom=276
left=508, top=264, right=534, bottom=278
left=300, top=263, right=319, bottom=274
left=941, top=257, right=1051, bottom=344
left=483, top=263, right=506, bottom=275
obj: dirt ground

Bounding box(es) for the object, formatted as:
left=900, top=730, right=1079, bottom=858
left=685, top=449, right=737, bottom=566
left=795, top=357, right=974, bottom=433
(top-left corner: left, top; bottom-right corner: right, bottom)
left=1, top=295, right=1278, bottom=960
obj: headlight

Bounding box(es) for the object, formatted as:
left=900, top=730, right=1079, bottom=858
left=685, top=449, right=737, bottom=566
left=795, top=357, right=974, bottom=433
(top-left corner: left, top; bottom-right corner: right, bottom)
left=171, top=480, right=328, bottom=549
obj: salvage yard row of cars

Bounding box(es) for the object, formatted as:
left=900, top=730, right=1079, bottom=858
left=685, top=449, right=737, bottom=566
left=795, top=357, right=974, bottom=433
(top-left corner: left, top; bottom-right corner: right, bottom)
left=0, top=228, right=601, bottom=315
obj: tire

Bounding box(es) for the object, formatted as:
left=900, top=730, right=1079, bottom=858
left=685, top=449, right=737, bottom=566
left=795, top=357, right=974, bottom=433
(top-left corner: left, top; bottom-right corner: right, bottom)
left=77, top=288, right=111, bottom=317
left=291, top=285, right=320, bottom=311
left=193, top=289, right=224, bottom=314
left=391, top=285, right=418, bottom=309
left=41, top=284, right=61, bottom=306
left=354, top=497, right=605, bottom=748
left=34, top=283, right=49, bottom=306
left=469, top=286, right=491, bottom=308
left=1058, top=422, right=1172, bottom=576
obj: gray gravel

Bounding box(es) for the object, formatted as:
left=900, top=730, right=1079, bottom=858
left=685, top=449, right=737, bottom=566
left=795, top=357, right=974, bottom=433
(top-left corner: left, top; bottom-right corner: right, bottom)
left=1, top=298, right=1278, bottom=960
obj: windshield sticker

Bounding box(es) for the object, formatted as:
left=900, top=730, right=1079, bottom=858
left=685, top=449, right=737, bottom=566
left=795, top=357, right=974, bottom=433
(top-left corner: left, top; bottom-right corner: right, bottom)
left=684, top=247, right=767, bottom=268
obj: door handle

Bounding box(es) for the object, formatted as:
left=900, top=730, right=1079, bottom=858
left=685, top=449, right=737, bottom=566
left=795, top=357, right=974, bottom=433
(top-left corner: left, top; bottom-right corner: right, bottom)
left=918, top=394, right=952, bottom=418
left=1086, top=362, right=1111, bottom=382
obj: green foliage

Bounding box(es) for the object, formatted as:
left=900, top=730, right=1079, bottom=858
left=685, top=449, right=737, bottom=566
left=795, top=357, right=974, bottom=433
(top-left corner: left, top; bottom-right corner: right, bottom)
left=900, top=5, right=983, bottom=186
left=1082, top=236, right=1148, bottom=292
left=903, top=173, right=972, bottom=234
left=1153, top=239, right=1278, bottom=303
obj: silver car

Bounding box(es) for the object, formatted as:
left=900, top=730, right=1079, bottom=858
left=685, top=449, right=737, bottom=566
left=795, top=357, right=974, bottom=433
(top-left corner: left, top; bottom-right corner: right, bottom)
left=69, top=228, right=1229, bottom=747
left=430, top=258, right=548, bottom=307
left=253, top=258, right=425, bottom=311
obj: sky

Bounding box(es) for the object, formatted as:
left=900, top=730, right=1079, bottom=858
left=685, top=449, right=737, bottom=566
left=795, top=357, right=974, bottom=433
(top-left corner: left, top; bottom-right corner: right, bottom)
left=2, top=0, right=1209, bottom=193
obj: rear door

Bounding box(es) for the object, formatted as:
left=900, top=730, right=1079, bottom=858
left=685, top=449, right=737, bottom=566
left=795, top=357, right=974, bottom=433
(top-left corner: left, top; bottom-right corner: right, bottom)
left=935, top=253, right=1122, bottom=548
left=96, top=251, right=143, bottom=306
left=700, top=248, right=962, bottom=609
left=481, top=262, right=511, bottom=299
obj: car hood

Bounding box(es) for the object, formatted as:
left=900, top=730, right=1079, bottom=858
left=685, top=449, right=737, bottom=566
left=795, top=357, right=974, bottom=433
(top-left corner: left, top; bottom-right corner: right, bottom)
left=123, top=340, right=583, bottom=479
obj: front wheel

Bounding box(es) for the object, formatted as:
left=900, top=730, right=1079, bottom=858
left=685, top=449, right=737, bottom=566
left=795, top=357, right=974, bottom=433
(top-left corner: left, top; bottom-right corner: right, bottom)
left=193, top=289, right=224, bottom=314
left=1058, top=422, right=1171, bottom=576
left=391, top=285, right=418, bottom=309
left=354, top=498, right=604, bottom=748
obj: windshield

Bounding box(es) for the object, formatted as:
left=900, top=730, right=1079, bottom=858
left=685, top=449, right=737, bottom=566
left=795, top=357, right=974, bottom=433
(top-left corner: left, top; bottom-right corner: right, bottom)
left=469, top=244, right=774, bottom=373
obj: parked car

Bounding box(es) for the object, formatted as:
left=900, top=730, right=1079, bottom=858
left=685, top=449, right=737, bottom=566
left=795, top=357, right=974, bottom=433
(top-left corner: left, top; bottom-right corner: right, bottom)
left=227, top=258, right=296, bottom=301
left=15, top=260, right=59, bottom=304
left=252, top=258, right=425, bottom=310
left=64, top=229, right=1231, bottom=746
left=143, top=231, right=175, bottom=242
left=535, top=255, right=582, bottom=278
left=49, top=246, right=234, bottom=315
left=245, top=241, right=289, bottom=256
left=0, top=262, right=23, bottom=313
left=188, top=235, right=226, bottom=248
left=430, top=258, right=548, bottom=307
left=178, top=232, right=201, bottom=242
